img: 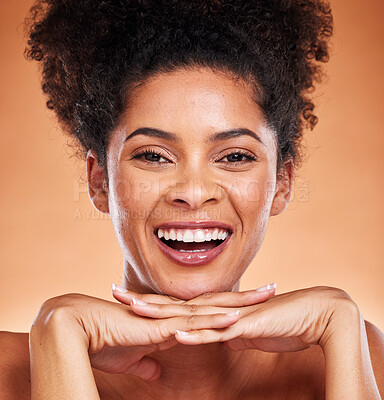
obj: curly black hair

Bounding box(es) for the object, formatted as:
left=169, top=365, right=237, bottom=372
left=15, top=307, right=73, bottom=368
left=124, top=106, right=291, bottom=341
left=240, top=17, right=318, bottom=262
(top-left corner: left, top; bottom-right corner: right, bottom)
left=24, top=0, right=333, bottom=174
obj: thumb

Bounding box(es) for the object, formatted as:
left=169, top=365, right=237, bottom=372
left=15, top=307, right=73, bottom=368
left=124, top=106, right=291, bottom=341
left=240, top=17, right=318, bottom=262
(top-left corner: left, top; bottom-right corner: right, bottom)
left=126, top=356, right=161, bottom=381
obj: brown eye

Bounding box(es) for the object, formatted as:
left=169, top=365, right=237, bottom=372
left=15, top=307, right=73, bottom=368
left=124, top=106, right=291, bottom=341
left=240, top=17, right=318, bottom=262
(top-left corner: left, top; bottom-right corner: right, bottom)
left=132, top=149, right=171, bottom=164
left=219, top=151, right=257, bottom=163
left=226, top=153, right=247, bottom=162
left=144, top=152, right=161, bottom=162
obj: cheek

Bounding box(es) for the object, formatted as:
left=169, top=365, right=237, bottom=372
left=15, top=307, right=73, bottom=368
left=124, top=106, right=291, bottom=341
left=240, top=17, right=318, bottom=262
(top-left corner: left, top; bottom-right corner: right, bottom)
left=108, top=171, right=160, bottom=225
left=228, top=173, right=276, bottom=241
left=227, top=173, right=276, bottom=213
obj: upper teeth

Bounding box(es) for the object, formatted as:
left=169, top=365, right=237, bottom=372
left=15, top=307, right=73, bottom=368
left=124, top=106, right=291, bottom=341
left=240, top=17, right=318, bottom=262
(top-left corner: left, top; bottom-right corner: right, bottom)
left=157, top=228, right=229, bottom=242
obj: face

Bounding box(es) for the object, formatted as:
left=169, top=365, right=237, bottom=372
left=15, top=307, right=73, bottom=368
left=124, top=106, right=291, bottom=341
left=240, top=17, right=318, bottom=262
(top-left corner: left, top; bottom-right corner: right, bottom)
left=87, top=67, right=294, bottom=300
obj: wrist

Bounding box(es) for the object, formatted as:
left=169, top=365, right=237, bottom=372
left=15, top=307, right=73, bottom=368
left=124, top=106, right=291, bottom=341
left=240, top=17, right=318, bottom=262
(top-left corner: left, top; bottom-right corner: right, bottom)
left=317, top=295, right=381, bottom=399
left=30, top=302, right=89, bottom=350
left=29, top=304, right=98, bottom=399
left=319, top=296, right=362, bottom=351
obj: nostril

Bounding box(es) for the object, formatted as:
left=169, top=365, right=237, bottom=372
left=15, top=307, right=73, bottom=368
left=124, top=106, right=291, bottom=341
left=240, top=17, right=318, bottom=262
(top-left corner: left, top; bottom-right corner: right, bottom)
left=173, top=199, right=188, bottom=204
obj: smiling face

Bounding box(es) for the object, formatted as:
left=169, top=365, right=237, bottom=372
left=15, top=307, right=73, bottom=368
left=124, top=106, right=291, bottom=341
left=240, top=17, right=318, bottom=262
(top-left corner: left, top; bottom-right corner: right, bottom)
left=87, top=67, right=294, bottom=299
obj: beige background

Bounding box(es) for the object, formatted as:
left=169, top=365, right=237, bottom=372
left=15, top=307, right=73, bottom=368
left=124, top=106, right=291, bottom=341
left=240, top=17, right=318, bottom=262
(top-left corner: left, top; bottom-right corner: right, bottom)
left=0, top=0, right=383, bottom=333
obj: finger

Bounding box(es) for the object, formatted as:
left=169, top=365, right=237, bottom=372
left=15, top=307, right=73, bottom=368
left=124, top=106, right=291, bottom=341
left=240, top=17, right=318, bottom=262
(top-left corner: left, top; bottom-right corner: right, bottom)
left=112, top=283, right=276, bottom=308
left=130, top=299, right=236, bottom=319
left=174, top=326, right=240, bottom=345
left=112, top=285, right=183, bottom=305
left=129, top=286, right=277, bottom=319
left=184, top=283, right=277, bottom=307
left=125, top=356, right=161, bottom=381
left=158, top=311, right=241, bottom=337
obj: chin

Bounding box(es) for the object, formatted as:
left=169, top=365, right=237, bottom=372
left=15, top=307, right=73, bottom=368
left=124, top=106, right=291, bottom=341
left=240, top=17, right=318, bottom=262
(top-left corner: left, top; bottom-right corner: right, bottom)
left=157, top=276, right=239, bottom=300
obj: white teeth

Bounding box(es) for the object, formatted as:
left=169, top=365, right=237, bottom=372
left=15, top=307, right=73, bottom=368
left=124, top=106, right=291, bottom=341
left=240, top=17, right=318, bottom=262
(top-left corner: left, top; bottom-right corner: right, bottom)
left=179, top=248, right=208, bottom=253
left=156, top=227, right=231, bottom=243
left=194, top=230, right=206, bottom=242
left=183, top=230, right=194, bottom=243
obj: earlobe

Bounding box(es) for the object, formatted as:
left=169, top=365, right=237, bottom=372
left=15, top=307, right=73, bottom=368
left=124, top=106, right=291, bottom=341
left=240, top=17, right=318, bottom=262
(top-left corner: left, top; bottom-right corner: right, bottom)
left=269, top=159, right=295, bottom=217
left=86, top=150, right=109, bottom=214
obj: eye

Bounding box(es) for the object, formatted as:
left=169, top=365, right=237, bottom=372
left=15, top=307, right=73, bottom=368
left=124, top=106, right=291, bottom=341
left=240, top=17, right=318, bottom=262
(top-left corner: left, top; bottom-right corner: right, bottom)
left=218, top=150, right=258, bottom=164
left=131, top=148, right=171, bottom=164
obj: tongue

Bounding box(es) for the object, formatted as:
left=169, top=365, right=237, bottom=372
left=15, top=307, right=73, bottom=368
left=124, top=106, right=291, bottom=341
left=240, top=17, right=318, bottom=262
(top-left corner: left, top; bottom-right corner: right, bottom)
left=164, top=239, right=221, bottom=251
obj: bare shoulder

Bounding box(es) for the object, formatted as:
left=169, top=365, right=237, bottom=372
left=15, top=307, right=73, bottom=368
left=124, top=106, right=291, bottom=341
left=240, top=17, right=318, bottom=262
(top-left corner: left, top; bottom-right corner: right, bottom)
left=365, top=320, right=384, bottom=395
left=0, top=331, right=30, bottom=400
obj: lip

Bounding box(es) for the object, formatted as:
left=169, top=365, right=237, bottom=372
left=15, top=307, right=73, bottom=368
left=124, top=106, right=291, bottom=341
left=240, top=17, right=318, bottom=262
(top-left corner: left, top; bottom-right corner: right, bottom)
left=153, top=221, right=233, bottom=267
left=153, top=220, right=234, bottom=232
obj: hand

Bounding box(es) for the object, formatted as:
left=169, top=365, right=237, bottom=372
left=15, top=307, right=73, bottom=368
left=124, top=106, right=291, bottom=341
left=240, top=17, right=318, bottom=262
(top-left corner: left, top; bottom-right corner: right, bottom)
left=122, top=286, right=356, bottom=353
left=33, top=287, right=275, bottom=381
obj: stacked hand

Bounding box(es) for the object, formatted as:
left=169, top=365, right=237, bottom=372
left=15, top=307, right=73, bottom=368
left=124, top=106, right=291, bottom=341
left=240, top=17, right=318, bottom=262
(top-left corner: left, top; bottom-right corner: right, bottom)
left=113, top=285, right=356, bottom=354
left=36, top=285, right=359, bottom=382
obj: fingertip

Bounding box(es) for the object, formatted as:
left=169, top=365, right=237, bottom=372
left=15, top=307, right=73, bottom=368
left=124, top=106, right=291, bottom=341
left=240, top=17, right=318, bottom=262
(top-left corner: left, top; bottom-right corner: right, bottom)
left=175, top=330, right=199, bottom=343
left=255, top=283, right=277, bottom=293
left=112, top=283, right=129, bottom=294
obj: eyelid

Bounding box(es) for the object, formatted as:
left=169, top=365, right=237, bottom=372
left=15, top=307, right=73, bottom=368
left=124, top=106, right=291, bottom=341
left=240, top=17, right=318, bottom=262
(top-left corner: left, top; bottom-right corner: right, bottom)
left=132, top=147, right=173, bottom=160
left=214, top=148, right=258, bottom=162
left=131, top=147, right=176, bottom=166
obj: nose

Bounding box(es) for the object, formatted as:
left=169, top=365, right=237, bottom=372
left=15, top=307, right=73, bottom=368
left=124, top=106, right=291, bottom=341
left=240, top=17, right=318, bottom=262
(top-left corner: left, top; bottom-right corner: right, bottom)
left=165, top=174, right=222, bottom=210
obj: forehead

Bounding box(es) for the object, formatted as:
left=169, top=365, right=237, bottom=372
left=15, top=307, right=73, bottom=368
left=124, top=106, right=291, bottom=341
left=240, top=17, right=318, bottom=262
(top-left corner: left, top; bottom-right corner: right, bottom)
left=115, top=68, right=274, bottom=148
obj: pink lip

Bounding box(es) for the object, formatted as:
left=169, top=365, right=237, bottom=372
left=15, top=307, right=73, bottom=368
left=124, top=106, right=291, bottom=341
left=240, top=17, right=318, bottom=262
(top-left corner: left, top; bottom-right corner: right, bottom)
left=153, top=220, right=233, bottom=232
left=153, top=221, right=233, bottom=267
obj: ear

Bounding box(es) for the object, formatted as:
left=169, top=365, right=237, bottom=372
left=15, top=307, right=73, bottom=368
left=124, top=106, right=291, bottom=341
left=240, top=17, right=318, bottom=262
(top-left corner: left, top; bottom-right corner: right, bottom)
left=269, top=158, right=295, bottom=217
left=86, top=150, right=109, bottom=214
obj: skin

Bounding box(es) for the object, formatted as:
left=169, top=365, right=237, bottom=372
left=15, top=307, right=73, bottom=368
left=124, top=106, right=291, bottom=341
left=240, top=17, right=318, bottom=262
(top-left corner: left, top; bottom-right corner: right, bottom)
left=88, top=66, right=293, bottom=299
left=1, top=67, right=383, bottom=400
left=86, top=67, right=295, bottom=397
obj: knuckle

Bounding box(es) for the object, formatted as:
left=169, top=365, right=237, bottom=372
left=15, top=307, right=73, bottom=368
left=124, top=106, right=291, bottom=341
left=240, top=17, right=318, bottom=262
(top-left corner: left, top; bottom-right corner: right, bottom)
left=186, top=314, right=197, bottom=327
left=183, top=303, right=198, bottom=313
left=333, top=288, right=353, bottom=301
left=312, top=287, right=359, bottom=316
left=315, top=286, right=353, bottom=301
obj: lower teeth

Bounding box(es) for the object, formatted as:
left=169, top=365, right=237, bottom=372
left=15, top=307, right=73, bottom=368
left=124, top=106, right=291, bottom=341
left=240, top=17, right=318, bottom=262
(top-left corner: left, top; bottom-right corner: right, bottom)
left=179, top=249, right=209, bottom=253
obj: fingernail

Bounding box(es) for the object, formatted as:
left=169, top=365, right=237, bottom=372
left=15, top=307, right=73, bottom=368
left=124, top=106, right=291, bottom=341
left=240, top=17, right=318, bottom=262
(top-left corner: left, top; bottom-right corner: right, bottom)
left=112, top=283, right=128, bottom=293
left=256, top=282, right=277, bottom=292
left=226, top=310, right=240, bottom=317
left=176, top=330, right=191, bottom=336
left=131, top=297, right=148, bottom=306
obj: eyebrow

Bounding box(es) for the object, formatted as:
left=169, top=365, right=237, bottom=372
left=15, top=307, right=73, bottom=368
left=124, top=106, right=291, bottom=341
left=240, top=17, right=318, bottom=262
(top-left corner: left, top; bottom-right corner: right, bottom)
left=125, top=127, right=265, bottom=146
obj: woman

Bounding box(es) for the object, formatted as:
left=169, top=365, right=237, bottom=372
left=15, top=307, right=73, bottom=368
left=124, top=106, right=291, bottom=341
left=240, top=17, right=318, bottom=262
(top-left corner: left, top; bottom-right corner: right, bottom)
left=1, top=0, right=383, bottom=398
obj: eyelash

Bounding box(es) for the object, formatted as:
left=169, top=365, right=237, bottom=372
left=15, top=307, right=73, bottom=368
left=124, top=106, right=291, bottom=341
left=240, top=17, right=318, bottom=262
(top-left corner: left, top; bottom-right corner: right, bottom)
left=131, top=148, right=258, bottom=165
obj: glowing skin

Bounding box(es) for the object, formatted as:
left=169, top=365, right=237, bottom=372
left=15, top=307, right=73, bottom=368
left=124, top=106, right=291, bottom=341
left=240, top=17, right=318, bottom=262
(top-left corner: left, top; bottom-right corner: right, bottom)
left=87, top=67, right=294, bottom=300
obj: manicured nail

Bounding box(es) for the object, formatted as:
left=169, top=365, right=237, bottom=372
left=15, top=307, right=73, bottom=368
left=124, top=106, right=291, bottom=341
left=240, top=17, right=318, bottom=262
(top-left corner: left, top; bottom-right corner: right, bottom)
left=256, top=282, right=277, bottom=292
left=131, top=297, right=148, bottom=306
left=112, top=283, right=128, bottom=293
left=176, top=330, right=191, bottom=336
left=226, top=310, right=240, bottom=317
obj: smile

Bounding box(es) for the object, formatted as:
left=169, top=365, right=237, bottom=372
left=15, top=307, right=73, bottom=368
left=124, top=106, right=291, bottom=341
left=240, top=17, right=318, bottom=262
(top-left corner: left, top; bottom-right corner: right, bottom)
left=153, top=222, right=233, bottom=266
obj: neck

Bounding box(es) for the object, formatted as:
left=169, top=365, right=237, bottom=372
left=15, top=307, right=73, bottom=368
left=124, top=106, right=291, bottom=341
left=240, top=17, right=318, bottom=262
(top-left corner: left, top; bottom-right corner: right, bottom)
left=118, top=342, right=248, bottom=400
left=119, top=266, right=249, bottom=399
left=149, top=342, right=246, bottom=398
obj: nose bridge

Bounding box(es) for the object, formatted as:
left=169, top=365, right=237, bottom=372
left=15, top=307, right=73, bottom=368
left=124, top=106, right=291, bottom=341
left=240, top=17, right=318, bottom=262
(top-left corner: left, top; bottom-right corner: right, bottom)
left=165, top=165, right=221, bottom=209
